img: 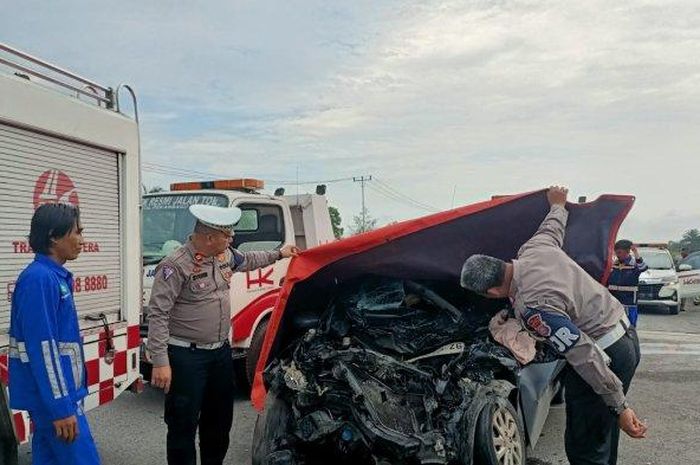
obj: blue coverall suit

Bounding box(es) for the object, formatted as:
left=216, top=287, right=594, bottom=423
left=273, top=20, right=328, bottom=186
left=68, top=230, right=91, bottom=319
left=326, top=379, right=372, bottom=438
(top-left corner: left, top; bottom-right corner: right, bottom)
left=608, top=255, right=648, bottom=327
left=8, top=254, right=100, bottom=465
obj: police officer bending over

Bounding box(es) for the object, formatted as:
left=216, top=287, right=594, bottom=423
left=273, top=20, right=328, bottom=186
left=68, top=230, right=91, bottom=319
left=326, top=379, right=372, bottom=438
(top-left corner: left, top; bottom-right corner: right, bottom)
left=147, top=204, right=299, bottom=465
left=460, top=186, right=647, bottom=465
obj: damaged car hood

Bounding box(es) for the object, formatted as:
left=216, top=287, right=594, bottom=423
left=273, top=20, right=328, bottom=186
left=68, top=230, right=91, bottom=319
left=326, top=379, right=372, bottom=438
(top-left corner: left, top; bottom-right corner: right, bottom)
left=252, top=190, right=635, bottom=411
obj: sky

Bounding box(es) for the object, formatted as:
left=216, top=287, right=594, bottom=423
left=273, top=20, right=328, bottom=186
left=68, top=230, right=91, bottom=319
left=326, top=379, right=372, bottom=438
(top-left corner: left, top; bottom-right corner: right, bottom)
left=2, top=0, right=699, bottom=240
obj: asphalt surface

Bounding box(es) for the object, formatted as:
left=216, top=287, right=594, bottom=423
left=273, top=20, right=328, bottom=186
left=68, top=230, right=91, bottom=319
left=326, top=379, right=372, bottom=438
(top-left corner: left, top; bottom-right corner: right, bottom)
left=18, top=304, right=700, bottom=465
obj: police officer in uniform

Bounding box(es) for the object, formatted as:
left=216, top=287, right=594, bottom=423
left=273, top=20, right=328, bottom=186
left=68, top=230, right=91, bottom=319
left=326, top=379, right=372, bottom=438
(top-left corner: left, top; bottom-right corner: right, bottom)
left=460, top=187, right=647, bottom=465
left=608, top=240, right=648, bottom=326
left=147, top=204, right=299, bottom=465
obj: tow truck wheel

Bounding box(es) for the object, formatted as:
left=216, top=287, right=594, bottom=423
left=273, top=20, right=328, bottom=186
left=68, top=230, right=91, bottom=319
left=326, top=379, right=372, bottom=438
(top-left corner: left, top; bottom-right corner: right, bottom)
left=247, top=319, right=269, bottom=387
left=474, top=398, right=525, bottom=465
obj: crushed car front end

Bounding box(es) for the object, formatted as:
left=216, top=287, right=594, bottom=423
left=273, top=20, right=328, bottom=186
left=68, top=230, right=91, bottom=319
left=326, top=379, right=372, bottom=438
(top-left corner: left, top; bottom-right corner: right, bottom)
left=250, top=191, right=635, bottom=465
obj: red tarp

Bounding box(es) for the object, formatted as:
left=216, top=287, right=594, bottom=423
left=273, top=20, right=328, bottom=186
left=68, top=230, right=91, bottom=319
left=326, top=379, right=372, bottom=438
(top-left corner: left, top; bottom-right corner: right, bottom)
left=251, top=190, right=635, bottom=411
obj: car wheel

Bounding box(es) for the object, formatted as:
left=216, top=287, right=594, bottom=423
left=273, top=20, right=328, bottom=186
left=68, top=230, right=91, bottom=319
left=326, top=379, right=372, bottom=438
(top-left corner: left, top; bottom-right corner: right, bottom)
left=234, top=359, right=250, bottom=395
left=474, top=399, right=525, bottom=465
left=247, top=318, right=269, bottom=387
left=251, top=389, right=295, bottom=465
left=669, top=303, right=680, bottom=315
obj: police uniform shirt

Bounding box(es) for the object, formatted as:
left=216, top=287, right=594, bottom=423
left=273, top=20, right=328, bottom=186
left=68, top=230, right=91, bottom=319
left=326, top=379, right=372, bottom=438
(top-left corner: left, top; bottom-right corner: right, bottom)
left=511, top=205, right=628, bottom=409
left=146, top=241, right=280, bottom=367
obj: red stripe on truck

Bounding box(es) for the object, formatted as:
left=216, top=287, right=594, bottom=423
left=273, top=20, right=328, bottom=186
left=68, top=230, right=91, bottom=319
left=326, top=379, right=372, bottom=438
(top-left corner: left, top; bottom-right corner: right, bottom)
left=0, top=354, right=8, bottom=385
left=99, top=379, right=114, bottom=404
left=127, top=325, right=140, bottom=349
left=86, top=359, right=100, bottom=386
left=13, top=413, right=26, bottom=443
left=114, top=351, right=127, bottom=377
left=232, top=289, right=280, bottom=342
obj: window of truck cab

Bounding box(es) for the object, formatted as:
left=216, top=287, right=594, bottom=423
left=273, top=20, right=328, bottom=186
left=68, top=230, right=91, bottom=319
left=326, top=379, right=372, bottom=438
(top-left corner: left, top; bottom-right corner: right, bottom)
left=234, top=202, right=285, bottom=252
left=142, top=193, right=228, bottom=263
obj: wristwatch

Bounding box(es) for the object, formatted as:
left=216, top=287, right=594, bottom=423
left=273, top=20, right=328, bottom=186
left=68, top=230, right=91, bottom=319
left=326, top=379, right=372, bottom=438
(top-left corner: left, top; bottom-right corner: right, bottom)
left=611, top=400, right=629, bottom=416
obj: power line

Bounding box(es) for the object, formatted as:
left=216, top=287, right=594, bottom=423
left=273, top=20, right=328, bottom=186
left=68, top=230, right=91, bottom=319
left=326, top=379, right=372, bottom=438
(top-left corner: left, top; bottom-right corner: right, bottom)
left=373, top=177, right=441, bottom=212
left=367, top=182, right=437, bottom=213
left=371, top=177, right=440, bottom=212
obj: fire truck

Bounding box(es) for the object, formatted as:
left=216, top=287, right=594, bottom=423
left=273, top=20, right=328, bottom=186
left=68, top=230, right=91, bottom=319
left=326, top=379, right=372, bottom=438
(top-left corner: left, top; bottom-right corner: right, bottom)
left=141, top=180, right=335, bottom=386
left=0, top=43, right=142, bottom=460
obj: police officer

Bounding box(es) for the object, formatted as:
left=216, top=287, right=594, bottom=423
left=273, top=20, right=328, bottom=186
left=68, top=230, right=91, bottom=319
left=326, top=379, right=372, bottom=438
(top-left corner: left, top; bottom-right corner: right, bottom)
left=460, top=187, right=647, bottom=465
left=9, top=203, right=101, bottom=465
left=147, top=204, right=299, bottom=465
left=608, top=240, right=648, bottom=326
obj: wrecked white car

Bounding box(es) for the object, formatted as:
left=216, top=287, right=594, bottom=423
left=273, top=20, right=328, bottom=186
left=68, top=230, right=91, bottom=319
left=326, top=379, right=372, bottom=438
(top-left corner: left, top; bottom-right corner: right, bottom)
left=250, top=191, right=635, bottom=465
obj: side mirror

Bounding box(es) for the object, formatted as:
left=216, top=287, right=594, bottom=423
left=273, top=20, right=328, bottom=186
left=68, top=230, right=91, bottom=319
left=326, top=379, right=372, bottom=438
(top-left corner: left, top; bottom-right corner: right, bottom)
left=679, top=264, right=692, bottom=272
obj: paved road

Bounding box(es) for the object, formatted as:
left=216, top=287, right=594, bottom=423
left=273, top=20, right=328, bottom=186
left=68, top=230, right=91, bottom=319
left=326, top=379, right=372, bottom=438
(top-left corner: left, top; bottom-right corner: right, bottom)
left=19, top=305, right=700, bottom=465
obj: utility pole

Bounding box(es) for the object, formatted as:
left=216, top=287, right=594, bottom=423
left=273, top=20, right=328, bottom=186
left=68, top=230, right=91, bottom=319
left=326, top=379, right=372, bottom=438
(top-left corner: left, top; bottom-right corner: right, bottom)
left=353, top=175, right=372, bottom=231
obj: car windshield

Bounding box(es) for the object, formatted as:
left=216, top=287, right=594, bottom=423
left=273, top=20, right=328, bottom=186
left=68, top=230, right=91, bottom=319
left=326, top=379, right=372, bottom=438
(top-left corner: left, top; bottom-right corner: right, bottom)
left=142, top=193, right=229, bottom=263
left=639, top=249, right=674, bottom=270
left=680, top=254, right=700, bottom=270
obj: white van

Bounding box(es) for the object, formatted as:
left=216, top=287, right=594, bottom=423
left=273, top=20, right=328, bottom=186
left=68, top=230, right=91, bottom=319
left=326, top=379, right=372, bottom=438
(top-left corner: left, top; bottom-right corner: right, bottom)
left=637, top=246, right=681, bottom=315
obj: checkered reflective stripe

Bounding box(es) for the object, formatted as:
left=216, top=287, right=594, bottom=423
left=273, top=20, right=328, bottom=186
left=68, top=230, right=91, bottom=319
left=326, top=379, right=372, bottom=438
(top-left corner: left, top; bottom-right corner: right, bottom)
left=0, top=324, right=140, bottom=444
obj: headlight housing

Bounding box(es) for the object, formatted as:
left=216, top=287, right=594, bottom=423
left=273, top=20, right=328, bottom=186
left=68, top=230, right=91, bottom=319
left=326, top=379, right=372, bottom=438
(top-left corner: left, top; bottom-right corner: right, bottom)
left=661, top=276, right=678, bottom=285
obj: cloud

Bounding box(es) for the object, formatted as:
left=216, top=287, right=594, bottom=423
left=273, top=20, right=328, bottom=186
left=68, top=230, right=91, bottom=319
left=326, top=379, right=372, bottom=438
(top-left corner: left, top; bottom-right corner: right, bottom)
left=2, top=0, right=699, bottom=238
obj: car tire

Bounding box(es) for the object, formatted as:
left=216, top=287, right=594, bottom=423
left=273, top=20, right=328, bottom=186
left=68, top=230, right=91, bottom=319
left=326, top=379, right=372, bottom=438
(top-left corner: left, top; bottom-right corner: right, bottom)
left=669, top=303, right=680, bottom=315
left=473, top=398, right=526, bottom=465
left=251, top=389, right=295, bottom=465
left=247, top=318, right=269, bottom=387
left=234, top=359, right=250, bottom=395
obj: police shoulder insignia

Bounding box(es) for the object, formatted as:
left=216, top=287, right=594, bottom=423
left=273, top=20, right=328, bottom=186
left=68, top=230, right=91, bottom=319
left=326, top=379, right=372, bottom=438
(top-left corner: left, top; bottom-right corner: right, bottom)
left=232, top=249, right=245, bottom=269
left=524, top=308, right=581, bottom=354
left=162, top=265, right=175, bottom=281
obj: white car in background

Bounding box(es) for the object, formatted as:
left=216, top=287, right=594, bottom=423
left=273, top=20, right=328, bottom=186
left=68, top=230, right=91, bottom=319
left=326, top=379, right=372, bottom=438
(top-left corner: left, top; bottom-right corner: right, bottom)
left=678, top=252, right=700, bottom=309
left=637, top=246, right=682, bottom=315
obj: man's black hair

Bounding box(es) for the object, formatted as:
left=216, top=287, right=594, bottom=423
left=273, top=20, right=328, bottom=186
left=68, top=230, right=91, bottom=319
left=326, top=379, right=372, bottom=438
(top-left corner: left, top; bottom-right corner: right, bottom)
left=614, top=239, right=633, bottom=251
left=29, top=203, right=80, bottom=255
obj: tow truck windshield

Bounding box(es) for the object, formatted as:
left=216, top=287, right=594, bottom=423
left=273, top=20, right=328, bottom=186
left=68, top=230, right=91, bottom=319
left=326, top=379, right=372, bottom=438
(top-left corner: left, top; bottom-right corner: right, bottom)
left=142, top=193, right=229, bottom=264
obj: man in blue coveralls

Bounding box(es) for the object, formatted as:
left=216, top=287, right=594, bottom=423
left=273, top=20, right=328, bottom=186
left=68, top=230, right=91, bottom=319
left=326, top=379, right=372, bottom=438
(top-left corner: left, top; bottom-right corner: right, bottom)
left=608, top=240, right=648, bottom=327
left=8, top=203, right=100, bottom=465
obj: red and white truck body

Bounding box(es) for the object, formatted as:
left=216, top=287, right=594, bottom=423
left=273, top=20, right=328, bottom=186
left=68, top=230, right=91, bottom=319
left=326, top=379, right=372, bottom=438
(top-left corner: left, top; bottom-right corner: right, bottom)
left=0, top=43, right=142, bottom=446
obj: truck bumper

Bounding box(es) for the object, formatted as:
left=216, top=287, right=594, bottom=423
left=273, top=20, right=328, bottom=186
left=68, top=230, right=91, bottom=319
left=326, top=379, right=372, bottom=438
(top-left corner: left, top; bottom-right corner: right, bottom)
left=638, top=299, right=678, bottom=307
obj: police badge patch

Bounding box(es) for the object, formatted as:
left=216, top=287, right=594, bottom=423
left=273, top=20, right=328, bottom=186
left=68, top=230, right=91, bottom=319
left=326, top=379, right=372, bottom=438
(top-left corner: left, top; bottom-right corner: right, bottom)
left=162, top=265, right=175, bottom=280
left=524, top=308, right=581, bottom=354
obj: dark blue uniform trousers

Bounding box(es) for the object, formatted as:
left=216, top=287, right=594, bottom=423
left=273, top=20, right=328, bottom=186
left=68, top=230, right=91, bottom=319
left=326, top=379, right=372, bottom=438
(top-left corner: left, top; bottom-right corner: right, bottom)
left=564, top=326, right=641, bottom=465
left=165, top=343, right=235, bottom=465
